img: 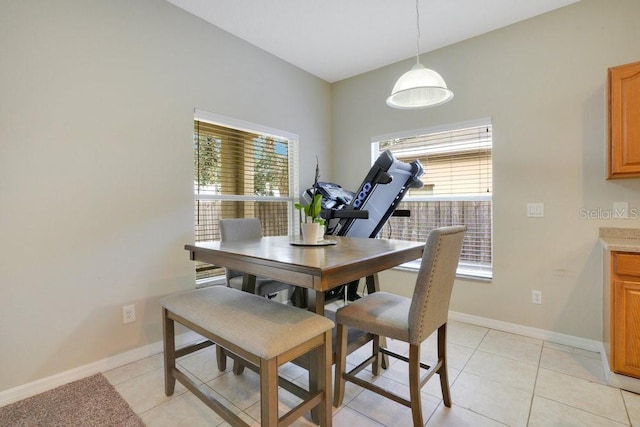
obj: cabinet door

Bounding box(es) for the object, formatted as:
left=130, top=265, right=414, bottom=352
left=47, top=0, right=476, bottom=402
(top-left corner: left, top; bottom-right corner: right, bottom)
left=613, top=279, right=640, bottom=377
left=608, top=61, right=640, bottom=178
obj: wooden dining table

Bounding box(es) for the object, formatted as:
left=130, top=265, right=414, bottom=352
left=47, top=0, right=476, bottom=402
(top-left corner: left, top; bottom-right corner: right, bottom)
left=184, top=235, right=425, bottom=316
left=185, top=235, right=424, bottom=422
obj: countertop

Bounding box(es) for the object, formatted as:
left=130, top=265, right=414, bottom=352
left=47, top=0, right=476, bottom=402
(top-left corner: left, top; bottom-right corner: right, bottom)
left=600, top=227, right=640, bottom=253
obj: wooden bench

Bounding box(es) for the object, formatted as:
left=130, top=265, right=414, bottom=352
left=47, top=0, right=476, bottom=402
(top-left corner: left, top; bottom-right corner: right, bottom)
left=160, top=286, right=334, bottom=426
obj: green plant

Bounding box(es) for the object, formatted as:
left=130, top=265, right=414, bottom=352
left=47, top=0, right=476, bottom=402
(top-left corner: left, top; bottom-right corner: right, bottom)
left=294, top=194, right=325, bottom=225
left=295, top=156, right=326, bottom=227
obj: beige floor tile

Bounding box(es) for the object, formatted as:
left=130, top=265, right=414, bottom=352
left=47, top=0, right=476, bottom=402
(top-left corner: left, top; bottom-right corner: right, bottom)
left=528, top=396, right=629, bottom=427
left=426, top=402, right=509, bottom=427
left=539, top=346, right=606, bottom=384
left=205, top=370, right=262, bottom=411
left=103, top=353, right=164, bottom=386
left=243, top=387, right=319, bottom=426
left=177, top=345, right=231, bottom=383
left=452, top=371, right=532, bottom=427
left=534, top=368, right=627, bottom=424
left=477, top=330, right=542, bottom=365
left=420, top=338, right=476, bottom=370
left=447, top=320, right=489, bottom=349
left=463, top=350, right=538, bottom=392
left=279, top=361, right=308, bottom=382
left=114, top=367, right=189, bottom=414
left=332, top=406, right=384, bottom=426
left=346, top=375, right=440, bottom=426
left=380, top=355, right=460, bottom=400
left=108, top=321, right=640, bottom=427
left=141, top=390, right=235, bottom=426
left=544, top=341, right=601, bottom=360
left=622, top=390, right=640, bottom=426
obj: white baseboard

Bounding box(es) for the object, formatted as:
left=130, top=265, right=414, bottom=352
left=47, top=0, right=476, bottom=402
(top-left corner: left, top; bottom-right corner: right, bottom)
left=596, top=342, right=640, bottom=394
left=448, top=311, right=603, bottom=352
left=3, top=311, right=635, bottom=407
left=0, top=331, right=202, bottom=407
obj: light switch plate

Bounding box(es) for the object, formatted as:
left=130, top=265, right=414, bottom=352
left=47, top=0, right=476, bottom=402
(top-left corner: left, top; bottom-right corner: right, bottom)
left=527, top=203, right=544, bottom=218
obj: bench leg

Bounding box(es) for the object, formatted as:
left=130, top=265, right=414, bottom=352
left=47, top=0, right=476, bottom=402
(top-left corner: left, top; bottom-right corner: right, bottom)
left=162, top=308, right=176, bottom=396
left=260, top=357, right=278, bottom=426
left=318, top=330, right=332, bottom=427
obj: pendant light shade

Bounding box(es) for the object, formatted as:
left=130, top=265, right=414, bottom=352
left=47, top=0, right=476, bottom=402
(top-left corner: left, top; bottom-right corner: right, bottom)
left=387, top=0, right=453, bottom=109
left=386, top=63, right=453, bottom=109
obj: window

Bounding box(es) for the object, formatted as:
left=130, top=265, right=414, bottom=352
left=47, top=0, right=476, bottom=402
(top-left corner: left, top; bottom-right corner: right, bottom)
left=194, top=110, right=298, bottom=281
left=373, top=120, right=493, bottom=279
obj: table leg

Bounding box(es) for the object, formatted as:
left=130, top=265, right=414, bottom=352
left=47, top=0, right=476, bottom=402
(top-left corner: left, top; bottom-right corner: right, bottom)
left=306, top=288, right=325, bottom=316
left=241, top=273, right=257, bottom=294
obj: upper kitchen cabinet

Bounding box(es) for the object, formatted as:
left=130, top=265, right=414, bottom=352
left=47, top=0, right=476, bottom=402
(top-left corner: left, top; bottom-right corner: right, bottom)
left=608, top=61, right=640, bottom=179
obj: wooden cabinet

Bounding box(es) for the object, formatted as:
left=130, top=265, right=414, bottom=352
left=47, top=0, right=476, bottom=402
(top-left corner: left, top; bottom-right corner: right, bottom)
left=608, top=61, right=640, bottom=179
left=610, top=252, right=640, bottom=378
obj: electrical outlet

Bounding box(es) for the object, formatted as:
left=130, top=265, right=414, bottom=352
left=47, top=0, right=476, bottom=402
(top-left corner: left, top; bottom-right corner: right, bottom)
left=531, top=290, right=542, bottom=305
left=527, top=203, right=544, bottom=218
left=122, top=304, right=136, bottom=324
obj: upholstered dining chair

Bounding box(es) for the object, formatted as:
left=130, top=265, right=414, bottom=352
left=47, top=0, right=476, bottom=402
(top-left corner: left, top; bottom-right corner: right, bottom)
left=217, top=218, right=297, bottom=374
left=219, top=218, right=294, bottom=299
left=333, top=225, right=466, bottom=426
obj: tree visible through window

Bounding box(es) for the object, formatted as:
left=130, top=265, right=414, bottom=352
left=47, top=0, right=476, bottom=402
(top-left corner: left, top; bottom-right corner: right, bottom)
left=374, top=121, right=493, bottom=279
left=193, top=111, right=298, bottom=281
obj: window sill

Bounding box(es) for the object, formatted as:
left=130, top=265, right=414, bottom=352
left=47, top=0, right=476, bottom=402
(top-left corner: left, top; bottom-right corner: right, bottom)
left=393, top=260, right=492, bottom=282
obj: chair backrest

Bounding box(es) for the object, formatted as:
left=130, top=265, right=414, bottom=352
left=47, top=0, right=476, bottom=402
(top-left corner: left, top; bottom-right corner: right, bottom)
left=219, top=218, right=263, bottom=280
left=219, top=218, right=263, bottom=242
left=408, top=226, right=466, bottom=345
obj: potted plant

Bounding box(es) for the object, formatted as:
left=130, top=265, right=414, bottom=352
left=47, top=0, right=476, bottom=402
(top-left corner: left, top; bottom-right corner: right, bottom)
left=295, top=157, right=326, bottom=242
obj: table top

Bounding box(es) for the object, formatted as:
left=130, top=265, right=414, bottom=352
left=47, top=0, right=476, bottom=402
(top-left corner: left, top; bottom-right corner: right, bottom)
left=185, top=236, right=424, bottom=292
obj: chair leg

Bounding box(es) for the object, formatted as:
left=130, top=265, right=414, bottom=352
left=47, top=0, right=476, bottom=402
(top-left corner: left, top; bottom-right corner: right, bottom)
left=408, top=344, right=424, bottom=427
left=438, top=323, right=452, bottom=407
left=372, top=334, right=382, bottom=376
left=333, top=323, right=348, bottom=407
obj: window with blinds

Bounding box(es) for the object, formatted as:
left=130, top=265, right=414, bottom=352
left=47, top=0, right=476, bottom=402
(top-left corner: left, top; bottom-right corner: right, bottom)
left=194, top=111, right=298, bottom=281
left=373, top=121, right=493, bottom=279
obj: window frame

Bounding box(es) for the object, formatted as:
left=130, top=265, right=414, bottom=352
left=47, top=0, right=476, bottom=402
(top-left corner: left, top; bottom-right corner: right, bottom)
left=371, top=118, right=493, bottom=280
left=193, top=109, right=299, bottom=284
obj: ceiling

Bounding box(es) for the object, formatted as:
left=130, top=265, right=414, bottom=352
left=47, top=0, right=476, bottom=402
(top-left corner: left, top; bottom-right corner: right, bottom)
left=166, top=0, right=580, bottom=83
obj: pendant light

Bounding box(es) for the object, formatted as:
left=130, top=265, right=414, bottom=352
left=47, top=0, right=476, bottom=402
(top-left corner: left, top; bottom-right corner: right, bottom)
left=386, top=0, right=453, bottom=109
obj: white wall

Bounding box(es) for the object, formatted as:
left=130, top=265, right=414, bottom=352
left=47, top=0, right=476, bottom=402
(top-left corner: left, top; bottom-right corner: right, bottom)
left=331, top=0, right=640, bottom=341
left=0, top=0, right=330, bottom=392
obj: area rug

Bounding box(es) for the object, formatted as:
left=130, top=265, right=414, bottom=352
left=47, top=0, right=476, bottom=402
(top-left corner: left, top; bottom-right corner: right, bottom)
left=0, top=373, right=145, bottom=426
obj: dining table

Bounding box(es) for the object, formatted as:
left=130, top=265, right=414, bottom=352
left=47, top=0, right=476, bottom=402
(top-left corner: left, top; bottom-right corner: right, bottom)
left=184, top=235, right=425, bottom=316
left=185, top=234, right=424, bottom=421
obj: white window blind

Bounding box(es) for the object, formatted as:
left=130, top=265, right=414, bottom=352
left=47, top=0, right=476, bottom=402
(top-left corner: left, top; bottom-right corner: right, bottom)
left=374, top=121, right=493, bottom=279
left=193, top=111, right=298, bottom=280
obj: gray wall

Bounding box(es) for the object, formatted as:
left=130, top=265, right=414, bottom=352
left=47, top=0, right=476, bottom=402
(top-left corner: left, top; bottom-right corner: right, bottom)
left=331, top=0, right=640, bottom=340
left=0, top=0, right=331, bottom=392
left=3, top=0, right=640, bottom=395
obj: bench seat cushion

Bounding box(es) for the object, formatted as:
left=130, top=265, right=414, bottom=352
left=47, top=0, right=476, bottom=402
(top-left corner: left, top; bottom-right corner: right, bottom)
left=160, top=286, right=334, bottom=359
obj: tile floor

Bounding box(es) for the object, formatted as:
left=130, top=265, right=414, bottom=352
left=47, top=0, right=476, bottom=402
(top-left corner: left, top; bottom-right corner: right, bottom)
left=104, top=303, right=640, bottom=426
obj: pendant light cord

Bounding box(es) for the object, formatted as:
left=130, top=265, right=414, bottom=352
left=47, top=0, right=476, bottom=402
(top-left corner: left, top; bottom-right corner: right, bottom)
left=415, top=0, right=421, bottom=65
